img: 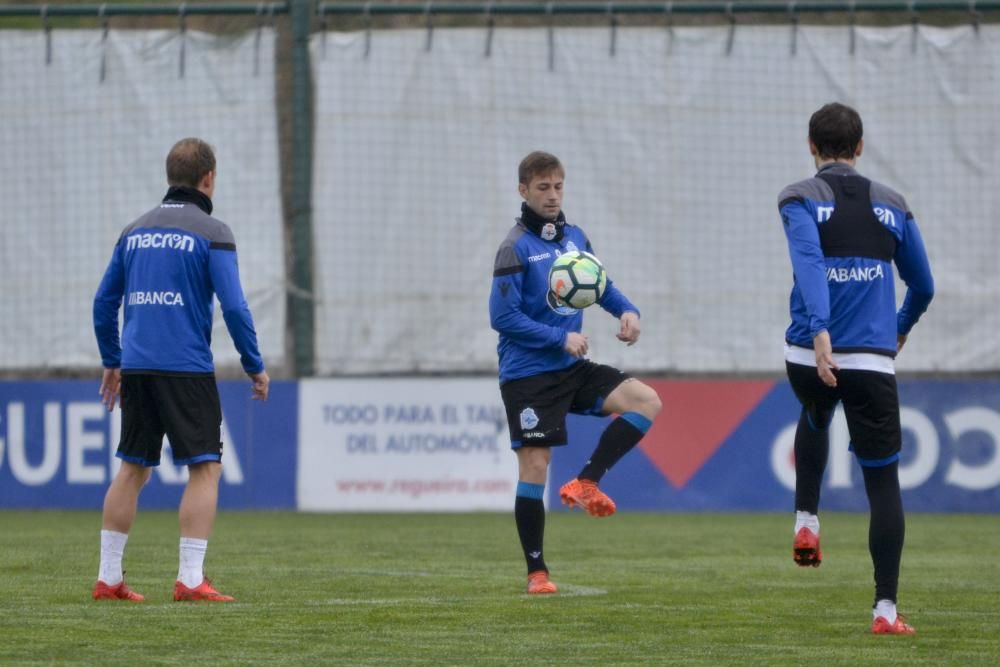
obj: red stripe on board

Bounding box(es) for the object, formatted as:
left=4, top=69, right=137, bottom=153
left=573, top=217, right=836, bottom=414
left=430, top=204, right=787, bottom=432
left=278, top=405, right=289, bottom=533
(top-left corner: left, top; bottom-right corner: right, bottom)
left=638, top=380, right=775, bottom=489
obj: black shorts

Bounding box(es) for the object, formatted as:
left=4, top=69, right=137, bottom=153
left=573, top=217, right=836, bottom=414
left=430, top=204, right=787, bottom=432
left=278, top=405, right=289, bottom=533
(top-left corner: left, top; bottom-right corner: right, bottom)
left=500, top=360, right=629, bottom=449
left=118, top=373, right=223, bottom=467
left=785, top=362, right=902, bottom=465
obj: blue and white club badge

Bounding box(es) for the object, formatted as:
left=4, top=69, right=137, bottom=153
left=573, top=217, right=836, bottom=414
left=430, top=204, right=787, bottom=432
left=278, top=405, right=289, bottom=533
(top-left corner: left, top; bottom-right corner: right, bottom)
left=546, top=289, right=578, bottom=316
left=519, top=407, right=540, bottom=430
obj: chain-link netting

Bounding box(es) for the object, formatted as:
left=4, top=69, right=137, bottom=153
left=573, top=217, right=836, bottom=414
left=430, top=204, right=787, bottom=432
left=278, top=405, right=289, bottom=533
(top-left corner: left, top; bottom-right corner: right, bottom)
left=0, top=27, right=285, bottom=373
left=2, top=15, right=998, bottom=377
left=311, top=23, right=999, bottom=375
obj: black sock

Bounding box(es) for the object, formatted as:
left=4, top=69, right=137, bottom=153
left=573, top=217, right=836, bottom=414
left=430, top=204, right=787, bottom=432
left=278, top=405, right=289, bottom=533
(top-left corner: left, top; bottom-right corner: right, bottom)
left=862, top=462, right=905, bottom=604
left=579, top=413, right=649, bottom=483
left=794, top=408, right=830, bottom=514
left=514, top=483, right=547, bottom=574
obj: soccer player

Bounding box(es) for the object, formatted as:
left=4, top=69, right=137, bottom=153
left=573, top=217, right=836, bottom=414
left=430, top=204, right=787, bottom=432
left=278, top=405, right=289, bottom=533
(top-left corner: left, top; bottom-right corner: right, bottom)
left=92, top=138, right=269, bottom=602
left=778, top=103, right=934, bottom=634
left=489, top=151, right=662, bottom=594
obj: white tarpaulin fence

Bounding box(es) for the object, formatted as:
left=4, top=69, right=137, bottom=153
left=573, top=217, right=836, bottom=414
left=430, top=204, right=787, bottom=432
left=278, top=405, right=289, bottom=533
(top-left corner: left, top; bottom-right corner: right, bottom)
left=311, top=24, right=999, bottom=374
left=0, top=29, right=285, bottom=372
left=1, top=24, right=996, bottom=375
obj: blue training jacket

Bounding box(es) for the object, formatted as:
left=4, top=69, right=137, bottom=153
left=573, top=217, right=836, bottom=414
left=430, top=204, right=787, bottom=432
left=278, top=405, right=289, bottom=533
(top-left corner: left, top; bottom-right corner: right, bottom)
left=489, top=210, right=638, bottom=384
left=778, top=163, right=934, bottom=356
left=93, top=187, right=264, bottom=375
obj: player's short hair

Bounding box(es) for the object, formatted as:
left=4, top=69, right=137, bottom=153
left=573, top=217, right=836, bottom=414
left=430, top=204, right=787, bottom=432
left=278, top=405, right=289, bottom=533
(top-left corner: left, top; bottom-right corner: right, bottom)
left=166, top=138, right=216, bottom=188
left=518, top=151, right=565, bottom=186
left=809, top=103, right=863, bottom=160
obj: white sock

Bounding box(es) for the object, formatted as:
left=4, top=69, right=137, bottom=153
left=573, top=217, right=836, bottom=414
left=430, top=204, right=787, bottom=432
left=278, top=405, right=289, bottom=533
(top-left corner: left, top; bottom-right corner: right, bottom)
left=794, top=511, right=820, bottom=535
left=874, top=599, right=897, bottom=623
left=98, top=530, right=128, bottom=585
left=178, top=537, right=208, bottom=588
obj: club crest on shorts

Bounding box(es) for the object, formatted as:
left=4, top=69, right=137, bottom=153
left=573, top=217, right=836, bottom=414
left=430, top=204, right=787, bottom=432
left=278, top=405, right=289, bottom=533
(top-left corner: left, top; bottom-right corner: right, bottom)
left=519, top=407, right=539, bottom=430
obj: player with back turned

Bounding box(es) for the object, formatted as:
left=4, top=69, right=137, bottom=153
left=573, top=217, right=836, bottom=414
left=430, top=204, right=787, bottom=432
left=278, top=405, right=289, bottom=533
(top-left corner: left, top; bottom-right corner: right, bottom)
left=92, top=138, right=269, bottom=602
left=489, top=151, right=662, bottom=594
left=778, top=103, right=934, bottom=634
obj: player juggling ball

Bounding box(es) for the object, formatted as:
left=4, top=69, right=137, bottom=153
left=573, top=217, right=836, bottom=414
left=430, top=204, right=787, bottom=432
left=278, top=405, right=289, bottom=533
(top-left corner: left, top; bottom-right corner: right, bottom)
left=489, top=151, right=661, bottom=595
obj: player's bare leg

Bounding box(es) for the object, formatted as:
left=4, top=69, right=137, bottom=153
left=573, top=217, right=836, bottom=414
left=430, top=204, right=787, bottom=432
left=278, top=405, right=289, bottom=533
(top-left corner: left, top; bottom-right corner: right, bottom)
left=179, top=461, right=221, bottom=539
left=102, top=462, right=152, bottom=534
left=174, top=462, right=233, bottom=601
left=561, top=379, right=661, bottom=516
left=516, top=447, right=556, bottom=594
left=601, top=378, right=662, bottom=422
left=94, top=462, right=151, bottom=601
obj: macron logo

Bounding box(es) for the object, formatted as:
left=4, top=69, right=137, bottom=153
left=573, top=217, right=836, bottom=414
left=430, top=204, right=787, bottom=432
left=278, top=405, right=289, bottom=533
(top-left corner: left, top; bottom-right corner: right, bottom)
left=125, top=232, right=195, bottom=253
left=874, top=207, right=897, bottom=228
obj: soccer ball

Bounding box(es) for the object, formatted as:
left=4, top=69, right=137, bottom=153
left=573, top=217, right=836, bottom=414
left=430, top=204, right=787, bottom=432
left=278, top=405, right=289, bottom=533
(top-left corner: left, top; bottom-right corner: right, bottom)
left=548, top=251, right=607, bottom=309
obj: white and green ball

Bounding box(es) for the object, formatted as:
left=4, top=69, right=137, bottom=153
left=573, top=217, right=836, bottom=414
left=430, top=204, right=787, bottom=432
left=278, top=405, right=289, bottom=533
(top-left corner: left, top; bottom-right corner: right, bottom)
left=548, top=251, right=607, bottom=309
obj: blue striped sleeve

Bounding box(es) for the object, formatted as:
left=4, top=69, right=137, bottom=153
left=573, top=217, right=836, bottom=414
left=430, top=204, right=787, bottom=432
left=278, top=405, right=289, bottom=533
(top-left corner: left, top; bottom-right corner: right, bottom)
left=895, top=215, right=934, bottom=336
left=208, top=247, right=265, bottom=374
left=597, top=279, right=640, bottom=319
left=586, top=239, right=639, bottom=319
left=93, top=242, right=125, bottom=368
left=781, top=199, right=830, bottom=337
left=489, top=269, right=568, bottom=350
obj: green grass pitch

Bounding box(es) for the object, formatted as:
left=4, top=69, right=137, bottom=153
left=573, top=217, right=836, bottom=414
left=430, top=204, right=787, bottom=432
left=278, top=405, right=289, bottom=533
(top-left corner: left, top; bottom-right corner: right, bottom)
left=1, top=511, right=997, bottom=665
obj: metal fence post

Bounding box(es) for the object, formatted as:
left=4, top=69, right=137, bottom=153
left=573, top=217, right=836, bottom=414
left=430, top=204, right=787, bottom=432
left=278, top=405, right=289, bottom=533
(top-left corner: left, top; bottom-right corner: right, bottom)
left=286, top=0, right=315, bottom=377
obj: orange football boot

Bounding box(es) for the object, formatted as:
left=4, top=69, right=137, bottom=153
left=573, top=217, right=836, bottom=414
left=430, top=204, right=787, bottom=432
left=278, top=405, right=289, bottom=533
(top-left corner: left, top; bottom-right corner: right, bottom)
left=793, top=526, right=822, bottom=567
left=559, top=479, right=616, bottom=517
left=872, top=614, right=915, bottom=635
left=526, top=570, right=557, bottom=594
left=173, top=578, right=234, bottom=602
left=93, top=579, right=145, bottom=601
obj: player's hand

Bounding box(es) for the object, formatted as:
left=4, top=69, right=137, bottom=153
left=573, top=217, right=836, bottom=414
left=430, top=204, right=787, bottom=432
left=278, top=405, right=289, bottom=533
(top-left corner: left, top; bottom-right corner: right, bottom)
left=813, top=330, right=838, bottom=388
left=250, top=370, right=270, bottom=401
left=897, top=334, right=908, bottom=353
left=617, top=311, right=640, bottom=346
left=564, top=332, right=589, bottom=358
left=99, top=367, right=122, bottom=412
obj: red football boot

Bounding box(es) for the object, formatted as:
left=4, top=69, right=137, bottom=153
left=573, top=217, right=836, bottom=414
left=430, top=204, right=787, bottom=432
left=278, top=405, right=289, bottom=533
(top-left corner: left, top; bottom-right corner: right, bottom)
left=793, top=526, right=822, bottom=567
left=173, top=578, right=234, bottom=602
left=872, top=614, right=915, bottom=635
left=93, top=579, right=145, bottom=601
left=526, top=570, right=557, bottom=595
left=559, top=479, right=616, bottom=517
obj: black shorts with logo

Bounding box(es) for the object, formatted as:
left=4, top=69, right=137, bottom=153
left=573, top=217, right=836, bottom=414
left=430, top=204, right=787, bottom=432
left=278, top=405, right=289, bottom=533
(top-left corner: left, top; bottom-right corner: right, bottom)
left=118, top=373, right=223, bottom=467
left=500, top=360, right=629, bottom=449
left=786, top=362, right=902, bottom=465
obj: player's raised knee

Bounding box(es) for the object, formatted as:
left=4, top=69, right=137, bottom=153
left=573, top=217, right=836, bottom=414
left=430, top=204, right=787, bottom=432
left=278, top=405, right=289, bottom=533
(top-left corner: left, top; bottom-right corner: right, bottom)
left=632, top=381, right=662, bottom=420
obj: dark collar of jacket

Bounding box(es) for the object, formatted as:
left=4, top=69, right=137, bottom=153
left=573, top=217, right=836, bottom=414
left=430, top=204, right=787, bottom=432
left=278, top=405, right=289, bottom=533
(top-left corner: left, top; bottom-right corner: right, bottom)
left=816, top=162, right=859, bottom=178
left=518, top=202, right=566, bottom=243
left=163, top=186, right=213, bottom=215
